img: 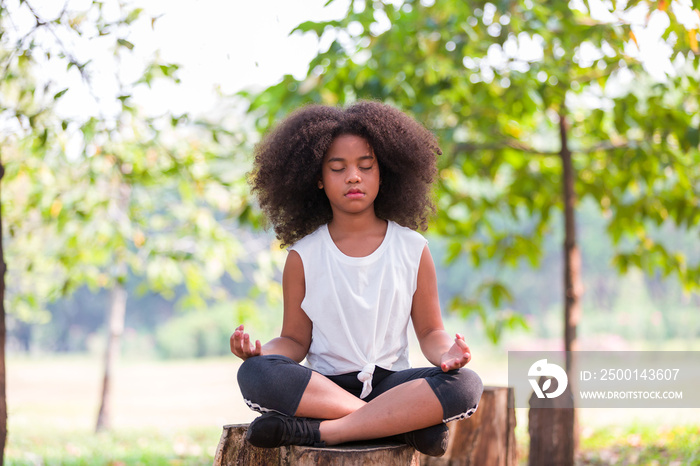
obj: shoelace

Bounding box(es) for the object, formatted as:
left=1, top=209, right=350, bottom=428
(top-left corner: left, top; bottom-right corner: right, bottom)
left=280, top=416, right=319, bottom=446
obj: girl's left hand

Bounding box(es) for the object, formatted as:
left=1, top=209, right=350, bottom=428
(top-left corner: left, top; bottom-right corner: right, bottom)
left=440, top=333, right=471, bottom=372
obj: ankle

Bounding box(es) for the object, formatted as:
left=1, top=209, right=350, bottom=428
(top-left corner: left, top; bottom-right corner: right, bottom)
left=319, top=420, right=344, bottom=445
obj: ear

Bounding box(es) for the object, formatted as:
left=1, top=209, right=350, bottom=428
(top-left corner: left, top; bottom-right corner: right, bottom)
left=318, top=180, right=324, bottom=189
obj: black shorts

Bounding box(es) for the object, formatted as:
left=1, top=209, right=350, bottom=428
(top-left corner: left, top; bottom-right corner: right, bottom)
left=237, top=355, right=483, bottom=423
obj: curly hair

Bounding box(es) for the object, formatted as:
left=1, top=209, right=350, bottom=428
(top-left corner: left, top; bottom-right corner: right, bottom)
left=250, top=100, right=441, bottom=247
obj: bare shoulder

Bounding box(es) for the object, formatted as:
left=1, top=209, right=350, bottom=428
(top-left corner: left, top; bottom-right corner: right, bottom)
left=283, top=249, right=305, bottom=290
left=285, top=248, right=303, bottom=270
left=418, top=243, right=436, bottom=272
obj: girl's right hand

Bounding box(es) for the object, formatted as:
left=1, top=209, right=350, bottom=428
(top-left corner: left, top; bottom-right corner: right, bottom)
left=230, top=324, right=262, bottom=360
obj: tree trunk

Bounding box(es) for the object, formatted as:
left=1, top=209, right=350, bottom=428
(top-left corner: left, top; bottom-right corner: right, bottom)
left=528, top=382, right=575, bottom=466
left=559, top=109, right=582, bottom=455
left=95, top=282, right=127, bottom=432
left=528, top=109, right=581, bottom=466
left=0, top=159, right=7, bottom=464
left=560, top=110, right=582, bottom=377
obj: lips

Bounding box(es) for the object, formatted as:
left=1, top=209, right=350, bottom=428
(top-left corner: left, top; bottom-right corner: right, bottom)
left=345, top=188, right=364, bottom=199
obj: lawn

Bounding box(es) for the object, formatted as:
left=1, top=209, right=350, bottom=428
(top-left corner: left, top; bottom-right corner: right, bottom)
left=6, top=355, right=253, bottom=465
left=6, top=353, right=700, bottom=465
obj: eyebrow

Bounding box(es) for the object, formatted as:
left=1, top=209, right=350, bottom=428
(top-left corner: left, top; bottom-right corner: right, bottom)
left=327, top=155, right=375, bottom=163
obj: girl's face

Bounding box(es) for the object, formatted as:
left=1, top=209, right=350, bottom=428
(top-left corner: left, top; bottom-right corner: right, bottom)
left=320, top=134, right=380, bottom=218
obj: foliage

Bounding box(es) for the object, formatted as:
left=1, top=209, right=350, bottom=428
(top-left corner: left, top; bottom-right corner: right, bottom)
left=240, top=0, right=700, bottom=342
left=154, top=302, right=255, bottom=359
left=0, top=0, right=269, bottom=322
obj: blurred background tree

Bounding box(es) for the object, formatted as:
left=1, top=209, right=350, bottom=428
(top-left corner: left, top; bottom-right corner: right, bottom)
left=239, top=0, right=700, bottom=463
left=0, top=0, right=276, bottom=444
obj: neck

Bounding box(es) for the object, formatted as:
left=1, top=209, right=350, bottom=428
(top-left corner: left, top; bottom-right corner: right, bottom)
left=328, top=210, right=385, bottom=237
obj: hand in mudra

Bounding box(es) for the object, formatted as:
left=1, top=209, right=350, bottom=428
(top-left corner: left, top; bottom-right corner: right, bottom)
left=440, top=333, right=471, bottom=372
left=230, top=324, right=262, bottom=360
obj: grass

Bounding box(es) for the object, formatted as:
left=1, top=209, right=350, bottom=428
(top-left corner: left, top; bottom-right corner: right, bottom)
left=515, top=424, right=700, bottom=466
left=577, top=424, right=700, bottom=465
left=7, top=426, right=220, bottom=465
left=6, top=354, right=253, bottom=465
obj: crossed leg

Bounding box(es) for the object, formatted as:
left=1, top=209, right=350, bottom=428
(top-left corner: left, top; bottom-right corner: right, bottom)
left=296, top=372, right=443, bottom=445
left=238, top=355, right=482, bottom=447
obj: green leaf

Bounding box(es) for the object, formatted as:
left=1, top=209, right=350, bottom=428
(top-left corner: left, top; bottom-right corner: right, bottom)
left=53, top=88, right=69, bottom=100
left=117, top=38, right=134, bottom=50
left=125, top=8, right=143, bottom=25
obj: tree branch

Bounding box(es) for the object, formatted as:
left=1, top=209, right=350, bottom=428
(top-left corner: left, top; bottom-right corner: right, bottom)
left=451, top=137, right=644, bottom=160
left=453, top=140, right=559, bottom=157
left=576, top=139, right=643, bottom=154
left=21, top=0, right=111, bottom=125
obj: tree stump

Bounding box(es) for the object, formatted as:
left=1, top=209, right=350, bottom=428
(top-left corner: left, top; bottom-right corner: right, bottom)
left=215, top=386, right=515, bottom=466
left=214, top=424, right=420, bottom=465
left=421, top=386, right=517, bottom=466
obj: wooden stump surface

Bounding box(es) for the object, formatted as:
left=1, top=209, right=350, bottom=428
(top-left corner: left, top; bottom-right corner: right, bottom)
left=215, top=424, right=420, bottom=466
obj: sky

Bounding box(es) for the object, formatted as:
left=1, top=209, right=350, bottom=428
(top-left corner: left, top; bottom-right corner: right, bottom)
left=7, top=0, right=699, bottom=122
left=128, top=0, right=698, bottom=118
left=128, top=0, right=350, bottom=116
left=2, top=0, right=348, bottom=122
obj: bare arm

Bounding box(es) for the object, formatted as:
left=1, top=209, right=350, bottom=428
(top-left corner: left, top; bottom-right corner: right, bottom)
left=230, top=250, right=312, bottom=363
left=411, top=245, right=472, bottom=371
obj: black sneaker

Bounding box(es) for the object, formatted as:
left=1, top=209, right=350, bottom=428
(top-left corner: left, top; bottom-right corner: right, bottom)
left=246, top=412, right=326, bottom=448
left=393, top=423, right=449, bottom=457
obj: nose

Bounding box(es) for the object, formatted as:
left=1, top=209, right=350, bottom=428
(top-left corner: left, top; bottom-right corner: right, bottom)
left=346, top=168, right=361, bottom=183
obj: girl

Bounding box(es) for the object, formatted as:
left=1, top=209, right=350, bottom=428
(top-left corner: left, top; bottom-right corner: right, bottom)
left=230, top=101, right=483, bottom=457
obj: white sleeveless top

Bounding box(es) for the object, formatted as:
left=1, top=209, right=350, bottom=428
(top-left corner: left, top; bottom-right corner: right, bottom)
left=288, top=220, right=427, bottom=398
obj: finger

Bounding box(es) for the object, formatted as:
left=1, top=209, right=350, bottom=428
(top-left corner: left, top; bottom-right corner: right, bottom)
left=231, top=331, right=243, bottom=349
left=235, top=329, right=249, bottom=354
left=442, top=358, right=457, bottom=372
left=245, top=333, right=260, bottom=356
left=448, top=353, right=471, bottom=371
left=231, top=328, right=245, bottom=349
left=229, top=332, right=241, bottom=354
left=462, top=352, right=472, bottom=364
left=243, top=333, right=252, bottom=354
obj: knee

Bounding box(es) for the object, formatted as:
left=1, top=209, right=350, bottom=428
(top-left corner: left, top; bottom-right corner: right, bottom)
left=453, top=367, right=484, bottom=408
left=436, top=367, right=483, bottom=422
left=237, top=355, right=288, bottom=397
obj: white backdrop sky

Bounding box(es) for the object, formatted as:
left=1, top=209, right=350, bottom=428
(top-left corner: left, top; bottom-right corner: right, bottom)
left=132, top=0, right=698, bottom=117
left=8, top=0, right=699, bottom=120
left=131, top=0, right=349, bottom=116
